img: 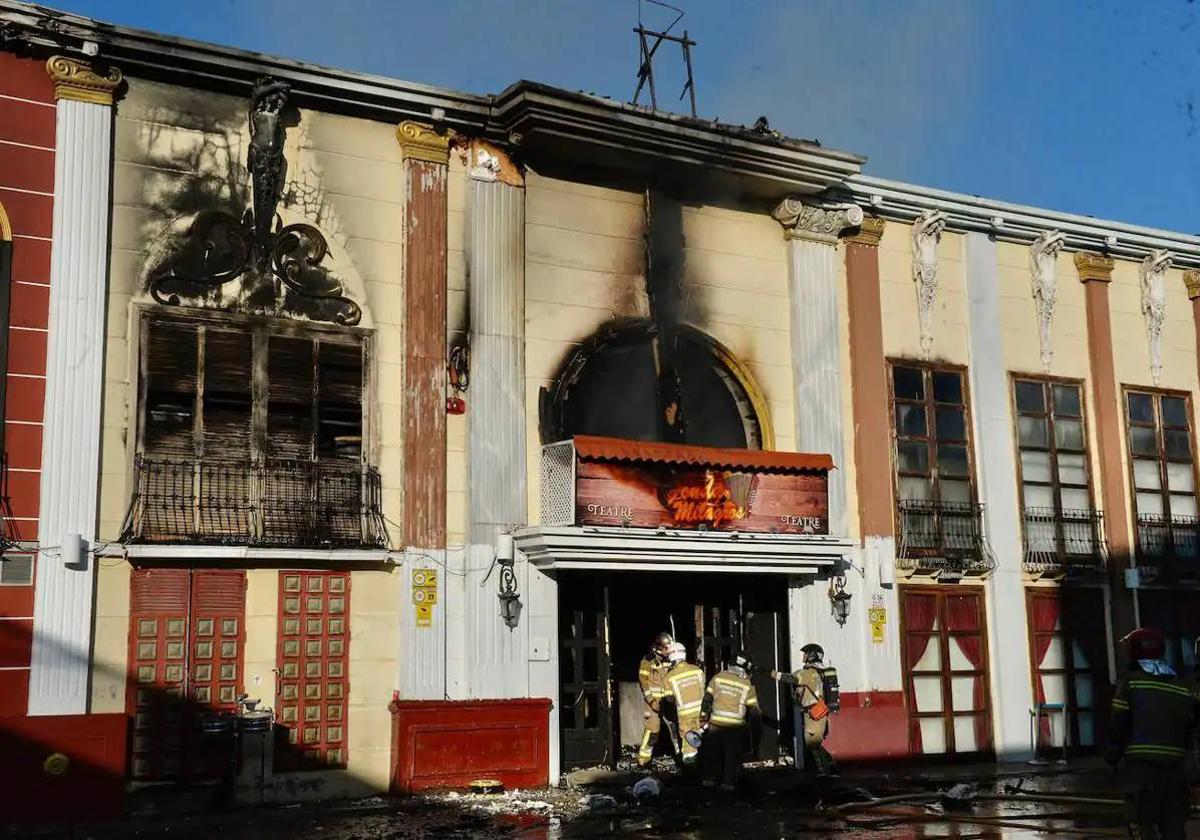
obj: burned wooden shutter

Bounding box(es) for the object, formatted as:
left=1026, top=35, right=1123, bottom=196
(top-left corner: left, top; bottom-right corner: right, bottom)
left=317, top=339, right=363, bottom=461
left=267, top=335, right=316, bottom=461
left=317, top=339, right=364, bottom=543
left=127, top=568, right=191, bottom=780
left=143, top=320, right=198, bottom=457
left=262, top=336, right=316, bottom=543
left=199, top=328, right=254, bottom=540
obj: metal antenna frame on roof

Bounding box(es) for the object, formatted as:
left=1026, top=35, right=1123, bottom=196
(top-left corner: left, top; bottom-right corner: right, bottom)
left=632, top=0, right=698, bottom=117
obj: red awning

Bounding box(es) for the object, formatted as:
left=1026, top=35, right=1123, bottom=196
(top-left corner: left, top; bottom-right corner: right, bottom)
left=571, top=435, right=834, bottom=473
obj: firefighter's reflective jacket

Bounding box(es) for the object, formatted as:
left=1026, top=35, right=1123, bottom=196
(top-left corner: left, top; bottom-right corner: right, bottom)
left=1106, top=667, right=1200, bottom=764
left=638, top=655, right=669, bottom=710
left=666, top=661, right=706, bottom=716
left=702, top=669, right=758, bottom=728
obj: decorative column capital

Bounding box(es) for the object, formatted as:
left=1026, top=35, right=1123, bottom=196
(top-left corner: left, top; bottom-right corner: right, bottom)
left=1074, top=251, right=1114, bottom=283
left=772, top=198, right=864, bottom=244
left=397, top=120, right=454, bottom=163
left=845, top=216, right=885, bottom=247
left=1184, top=270, right=1200, bottom=300
left=45, top=56, right=122, bottom=105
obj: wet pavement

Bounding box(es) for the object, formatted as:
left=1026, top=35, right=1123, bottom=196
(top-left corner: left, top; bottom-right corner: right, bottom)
left=8, top=758, right=1200, bottom=838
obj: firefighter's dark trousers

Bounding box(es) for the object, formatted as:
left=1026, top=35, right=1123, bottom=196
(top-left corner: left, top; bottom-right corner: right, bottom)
left=701, top=724, right=746, bottom=789
left=1122, top=761, right=1190, bottom=840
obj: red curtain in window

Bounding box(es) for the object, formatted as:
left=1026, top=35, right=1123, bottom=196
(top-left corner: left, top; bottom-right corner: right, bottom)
left=946, top=592, right=989, bottom=751
left=903, top=592, right=939, bottom=753
left=1028, top=592, right=1061, bottom=746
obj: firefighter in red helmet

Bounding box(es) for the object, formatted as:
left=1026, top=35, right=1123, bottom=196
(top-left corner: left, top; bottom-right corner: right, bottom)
left=1105, top=628, right=1200, bottom=839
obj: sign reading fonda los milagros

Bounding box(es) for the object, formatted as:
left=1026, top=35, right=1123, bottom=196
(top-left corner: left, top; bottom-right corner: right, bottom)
left=569, top=436, right=831, bottom=535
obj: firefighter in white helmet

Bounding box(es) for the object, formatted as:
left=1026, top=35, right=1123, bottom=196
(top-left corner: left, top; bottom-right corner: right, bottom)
left=664, top=642, right=705, bottom=765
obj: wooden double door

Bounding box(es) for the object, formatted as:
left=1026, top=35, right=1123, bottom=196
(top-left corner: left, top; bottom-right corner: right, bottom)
left=126, top=568, right=247, bottom=780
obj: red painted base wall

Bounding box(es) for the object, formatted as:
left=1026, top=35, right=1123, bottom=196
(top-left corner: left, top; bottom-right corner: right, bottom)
left=0, top=713, right=127, bottom=823
left=824, top=691, right=909, bottom=763
left=389, top=698, right=552, bottom=793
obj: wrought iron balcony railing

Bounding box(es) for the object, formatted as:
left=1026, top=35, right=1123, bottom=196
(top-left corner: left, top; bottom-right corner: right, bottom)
left=1022, top=507, right=1107, bottom=574
left=123, top=456, right=388, bottom=549
left=896, top=500, right=995, bottom=574
left=1135, top=513, right=1200, bottom=571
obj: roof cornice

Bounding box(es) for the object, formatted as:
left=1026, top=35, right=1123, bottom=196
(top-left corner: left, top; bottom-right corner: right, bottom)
left=0, top=1, right=862, bottom=197
left=836, top=175, right=1200, bottom=268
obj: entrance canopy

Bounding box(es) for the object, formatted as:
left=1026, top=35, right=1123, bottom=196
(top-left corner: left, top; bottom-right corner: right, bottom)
left=514, top=525, right=853, bottom=575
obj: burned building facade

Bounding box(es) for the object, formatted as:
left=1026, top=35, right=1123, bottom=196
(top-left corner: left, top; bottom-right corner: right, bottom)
left=3, top=0, right=1200, bottom=815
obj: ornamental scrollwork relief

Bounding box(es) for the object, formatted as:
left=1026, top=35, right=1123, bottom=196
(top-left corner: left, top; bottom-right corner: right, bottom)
left=1029, top=230, right=1065, bottom=373
left=771, top=198, right=864, bottom=244
left=145, top=77, right=362, bottom=326
left=911, top=209, right=946, bottom=359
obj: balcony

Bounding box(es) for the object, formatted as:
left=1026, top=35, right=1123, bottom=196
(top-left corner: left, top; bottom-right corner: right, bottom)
left=1022, top=507, right=1107, bottom=575
left=123, top=456, right=388, bottom=549
left=1135, top=513, right=1200, bottom=575
left=897, top=500, right=995, bottom=575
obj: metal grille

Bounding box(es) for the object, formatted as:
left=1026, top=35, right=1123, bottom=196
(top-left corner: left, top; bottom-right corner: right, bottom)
left=896, top=500, right=996, bottom=574
left=540, top=441, right=577, bottom=526
left=124, top=456, right=387, bottom=548
left=275, top=571, right=350, bottom=770
left=1022, top=507, right=1107, bottom=573
left=1136, top=513, right=1200, bottom=572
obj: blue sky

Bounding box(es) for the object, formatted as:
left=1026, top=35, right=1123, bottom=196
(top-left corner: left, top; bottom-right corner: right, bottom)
left=52, top=0, right=1200, bottom=232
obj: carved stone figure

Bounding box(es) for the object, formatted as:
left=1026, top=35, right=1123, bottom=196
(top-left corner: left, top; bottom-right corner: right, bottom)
left=248, top=77, right=291, bottom=266
left=911, top=209, right=946, bottom=359
left=1140, top=249, right=1172, bottom=385
left=1029, top=231, right=1066, bottom=372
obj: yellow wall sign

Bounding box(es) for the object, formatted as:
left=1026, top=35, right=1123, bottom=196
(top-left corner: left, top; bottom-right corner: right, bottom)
left=869, top=606, right=887, bottom=644
left=412, top=568, right=438, bottom=627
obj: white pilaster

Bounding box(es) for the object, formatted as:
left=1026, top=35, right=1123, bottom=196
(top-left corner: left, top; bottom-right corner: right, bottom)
left=29, top=59, right=120, bottom=715
left=465, top=171, right=529, bottom=699
left=963, top=232, right=1033, bottom=760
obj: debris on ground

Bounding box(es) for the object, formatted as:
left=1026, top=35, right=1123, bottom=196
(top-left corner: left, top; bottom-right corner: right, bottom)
left=939, top=782, right=977, bottom=809
left=631, top=777, right=661, bottom=801
left=581, top=793, right=619, bottom=812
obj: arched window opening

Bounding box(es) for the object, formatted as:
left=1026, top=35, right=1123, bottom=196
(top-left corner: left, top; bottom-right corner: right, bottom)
left=542, top=319, right=771, bottom=450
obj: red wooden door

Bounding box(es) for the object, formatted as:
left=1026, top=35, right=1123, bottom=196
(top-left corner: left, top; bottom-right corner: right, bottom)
left=126, top=568, right=246, bottom=780
left=275, top=571, right=350, bottom=770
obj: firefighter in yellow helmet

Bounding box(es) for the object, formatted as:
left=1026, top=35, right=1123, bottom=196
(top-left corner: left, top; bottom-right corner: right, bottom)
left=698, top=652, right=760, bottom=791
left=664, top=642, right=705, bottom=765
left=1105, top=628, right=1200, bottom=840
left=636, top=632, right=673, bottom=767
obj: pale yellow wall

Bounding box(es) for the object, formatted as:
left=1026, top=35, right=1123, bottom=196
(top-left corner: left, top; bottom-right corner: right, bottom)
left=94, top=78, right=410, bottom=797
left=878, top=223, right=970, bottom=365
left=523, top=171, right=645, bottom=521
left=90, top=561, right=130, bottom=712
left=1107, top=258, right=1199, bottom=544
left=102, top=79, right=409, bottom=546
left=521, top=171, right=797, bottom=522
left=993, top=242, right=1104, bottom=527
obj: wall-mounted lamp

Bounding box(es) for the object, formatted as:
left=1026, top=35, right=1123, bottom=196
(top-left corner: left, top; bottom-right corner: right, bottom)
left=828, top=575, right=851, bottom=626
left=496, top=533, right=522, bottom=630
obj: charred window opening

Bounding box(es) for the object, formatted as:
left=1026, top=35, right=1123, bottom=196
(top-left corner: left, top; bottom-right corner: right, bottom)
left=128, top=314, right=384, bottom=548
left=141, top=316, right=365, bottom=463
left=542, top=320, right=766, bottom=450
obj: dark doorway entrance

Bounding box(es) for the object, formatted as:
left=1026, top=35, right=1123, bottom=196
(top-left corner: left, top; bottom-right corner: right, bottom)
left=557, top=570, right=789, bottom=770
